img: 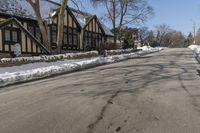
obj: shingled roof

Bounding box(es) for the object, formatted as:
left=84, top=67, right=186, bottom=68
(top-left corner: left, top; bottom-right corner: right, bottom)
left=0, top=0, right=113, bottom=36
left=0, top=0, right=58, bottom=20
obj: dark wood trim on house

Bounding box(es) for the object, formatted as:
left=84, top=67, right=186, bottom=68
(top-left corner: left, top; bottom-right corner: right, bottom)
left=50, top=6, right=82, bottom=32
left=83, top=15, right=105, bottom=35
left=83, top=30, right=103, bottom=51
left=49, top=5, right=82, bottom=51
left=49, top=24, right=79, bottom=51
left=1, top=27, right=21, bottom=52
left=82, top=15, right=105, bottom=51
left=0, top=18, right=50, bottom=54
left=0, top=0, right=113, bottom=54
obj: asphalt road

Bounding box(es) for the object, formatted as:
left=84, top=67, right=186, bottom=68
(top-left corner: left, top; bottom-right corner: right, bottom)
left=0, top=48, right=200, bottom=133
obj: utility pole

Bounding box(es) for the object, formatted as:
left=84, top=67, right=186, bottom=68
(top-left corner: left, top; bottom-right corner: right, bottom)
left=191, top=19, right=200, bottom=45
left=193, top=21, right=196, bottom=44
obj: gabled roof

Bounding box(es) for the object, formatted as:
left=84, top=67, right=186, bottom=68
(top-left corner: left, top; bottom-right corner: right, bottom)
left=0, top=0, right=113, bottom=36
left=83, top=15, right=105, bottom=35
left=69, top=7, right=93, bottom=28
left=0, top=18, right=51, bottom=55
left=100, top=22, right=114, bottom=37
left=70, top=7, right=113, bottom=36
left=50, top=6, right=82, bottom=30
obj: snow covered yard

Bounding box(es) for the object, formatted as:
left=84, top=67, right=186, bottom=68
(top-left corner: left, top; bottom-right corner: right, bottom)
left=0, top=47, right=163, bottom=87
left=188, top=45, right=200, bottom=63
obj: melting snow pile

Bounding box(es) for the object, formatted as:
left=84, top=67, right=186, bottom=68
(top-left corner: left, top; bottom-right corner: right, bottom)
left=188, top=45, right=199, bottom=51
left=137, top=46, right=163, bottom=51
left=0, top=48, right=162, bottom=87
left=0, top=51, right=99, bottom=64
left=188, top=45, right=200, bottom=63
left=105, top=48, right=137, bottom=56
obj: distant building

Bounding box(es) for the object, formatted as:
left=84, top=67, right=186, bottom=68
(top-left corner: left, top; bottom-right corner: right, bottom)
left=0, top=0, right=114, bottom=58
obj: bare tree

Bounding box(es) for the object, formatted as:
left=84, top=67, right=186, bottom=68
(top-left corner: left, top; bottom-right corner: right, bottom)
left=163, top=31, right=185, bottom=48
left=139, top=26, right=149, bottom=45
left=155, top=24, right=171, bottom=46
left=196, top=29, right=200, bottom=44
left=26, top=0, right=50, bottom=50
left=91, top=0, right=154, bottom=47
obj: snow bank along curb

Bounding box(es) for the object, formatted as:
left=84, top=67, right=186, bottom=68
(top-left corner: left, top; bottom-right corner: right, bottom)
left=188, top=45, right=200, bottom=64
left=0, top=51, right=99, bottom=64
left=105, top=48, right=138, bottom=56
left=104, top=46, right=163, bottom=56
left=137, top=46, right=163, bottom=51
left=0, top=48, right=162, bottom=88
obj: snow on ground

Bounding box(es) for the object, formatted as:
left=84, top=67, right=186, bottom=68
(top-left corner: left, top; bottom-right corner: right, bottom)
left=105, top=48, right=137, bottom=56
left=188, top=45, right=200, bottom=63
left=195, top=47, right=200, bottom=55
left=0, top=48, right=162, bottom=87
left=0, top=58, right=91, bottom=73
left=195, top=47, right=200, bottom=63
left=137, top=46, right=163, bottom=51
left=188, top=45, right=200, bottom=51
left=0, top=51, right=98, bottom=64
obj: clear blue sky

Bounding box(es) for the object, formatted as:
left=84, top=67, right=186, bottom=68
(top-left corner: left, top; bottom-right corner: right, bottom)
left=66, top=0, right=200, bottom=35
left=145, top=0, right=200, bottom=35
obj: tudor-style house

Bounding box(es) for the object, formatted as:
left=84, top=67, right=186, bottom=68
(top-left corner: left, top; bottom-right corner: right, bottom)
left=0, top=0, right=114, bottom=58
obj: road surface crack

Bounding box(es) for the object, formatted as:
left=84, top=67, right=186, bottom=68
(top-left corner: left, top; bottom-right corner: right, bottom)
left=87, top=90, right=120, bottom=133
left=178, top=68, right=192, bottom=96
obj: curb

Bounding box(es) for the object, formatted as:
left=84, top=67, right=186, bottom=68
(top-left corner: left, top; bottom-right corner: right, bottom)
left=0, top=50, right=161, bottom=88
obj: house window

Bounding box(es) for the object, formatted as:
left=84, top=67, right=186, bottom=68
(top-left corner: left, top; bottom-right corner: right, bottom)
left=68, top=28, right=72, bottom=34
left=73, top=29, right=77, bottom=34
left=68, top=34, right=72, bottom=45
left=84, top=31, right=102, bottom=51
left=68, top=27, right=73, bottom=47
left=12, top=31, right=18, bottom=42
left=62, top=27, right=78, bottom=50
left=28, top=25, right=42, bottom=42
left=35, top=27, right=42, bottom=41
left=5, top=30, right=11, bottom=41
left=3, top=29, right=20, bottom=43
left=50, top=25, right=57, bottom=49
left=52, top=32, right=57, bottom=43
left=73, top=35, right=77, bottom=45
left=63, top=34, right=68, bottom=45
left=3, top=28, right=21, bottom=52
left=28, top=26, right=34, bottom=35
left=63, top=27, right=68, bottom=46
left=72, top=29, right=78, bottom=47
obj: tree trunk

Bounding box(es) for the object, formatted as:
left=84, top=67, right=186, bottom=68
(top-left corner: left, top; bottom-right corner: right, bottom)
left=27, top=0, right=51, bottom=51
left=112, top=0, right=117, bottom=48
left=112, top=0, right=117, bottom=49
left=36, top=13, right=50, bottom=50
left=57, top=0, right=68, bottom=54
